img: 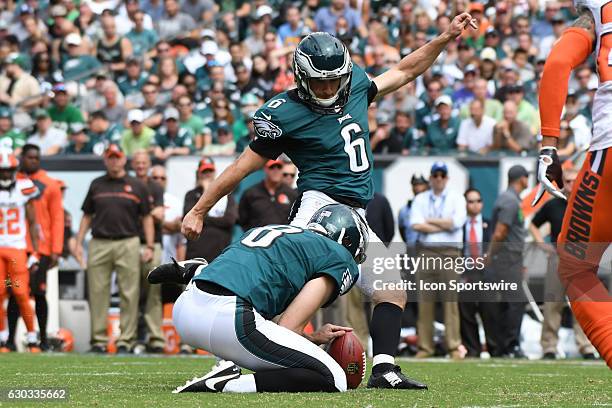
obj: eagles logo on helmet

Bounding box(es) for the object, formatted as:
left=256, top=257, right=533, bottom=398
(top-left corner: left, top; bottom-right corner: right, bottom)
left=306, top=204, right=369, bottom=264
left=293, top=32, right=353, bottom=115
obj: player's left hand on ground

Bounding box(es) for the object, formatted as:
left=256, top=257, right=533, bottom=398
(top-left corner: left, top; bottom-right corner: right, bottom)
left=447, top=12, right=473, bottom=38
left=532, top=147, right=566, bottom=206
left=309, top=323, right=353, bottom=345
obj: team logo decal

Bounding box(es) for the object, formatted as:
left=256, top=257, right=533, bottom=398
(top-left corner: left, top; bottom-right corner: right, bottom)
left=347, top=362, right=359, bottom=374
left=253, top=116, right=283, bottom=139
left=124, top=185, right=132, bottom=193
left=277, top=193, right=289, bottom=204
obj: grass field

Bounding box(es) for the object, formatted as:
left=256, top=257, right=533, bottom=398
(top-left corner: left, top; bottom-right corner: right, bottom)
left=0, top=354, right=610, bottom=407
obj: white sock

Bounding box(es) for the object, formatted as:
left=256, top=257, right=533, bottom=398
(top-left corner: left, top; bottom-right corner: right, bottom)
left=26, top=332, right=38, bottom=344
left=222, top=374, right=257, bottom=393
left=372, top=354, right=395, bottom=367
left=0, top=330, right=8, bottom=343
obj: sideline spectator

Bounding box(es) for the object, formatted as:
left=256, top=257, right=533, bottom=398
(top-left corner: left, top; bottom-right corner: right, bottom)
left=150, top=165, right=184, bottom=263
left=281, top=161, right=297, bottom=189
left=75, top=144, right=154, bottom=354
left=486, top=165, right=529, bottom=358
left=459, top=188, right=496, bottom=358
left=398, top=174, right=429, bottom=245
left=183, top=157, right=237, bottom=261
left=131, top=150, right=165, bottom=353
left=410, top=162, right=466, bottom=359
left=239, top=159, right=298, bottom=230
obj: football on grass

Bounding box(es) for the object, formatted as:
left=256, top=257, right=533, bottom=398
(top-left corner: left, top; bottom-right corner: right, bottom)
left=326, top=332, right=366, bottom=389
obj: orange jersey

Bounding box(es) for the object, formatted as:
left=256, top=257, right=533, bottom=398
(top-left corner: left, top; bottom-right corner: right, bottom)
left=17, top=170, right=64, bottom=256
left=0, top=178, right=38, bottom=249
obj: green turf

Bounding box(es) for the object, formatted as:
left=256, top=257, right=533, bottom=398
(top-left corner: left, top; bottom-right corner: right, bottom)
left=0, top=354, right=609, bottom=407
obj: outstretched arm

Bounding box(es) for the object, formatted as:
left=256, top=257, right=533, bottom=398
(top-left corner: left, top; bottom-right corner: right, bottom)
left=539, top=10, right=595, bottom=147
left=372, top=12, right=473, bottom=98
left=181, top=147, right=267, bottom=240
left=533, top=9, right=595, bottom=206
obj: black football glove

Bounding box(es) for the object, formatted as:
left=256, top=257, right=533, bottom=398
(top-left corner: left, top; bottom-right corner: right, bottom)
left=532, top=147, right=566, bottom=206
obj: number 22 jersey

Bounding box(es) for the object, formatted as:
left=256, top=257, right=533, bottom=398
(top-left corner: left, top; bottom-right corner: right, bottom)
left=0, top=178, right=39, bottom=249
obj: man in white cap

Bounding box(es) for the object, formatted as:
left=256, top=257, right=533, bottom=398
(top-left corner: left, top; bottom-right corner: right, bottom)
left=153, top=107, right=194, bottom=160
left=62, top=33, right=102, bottom=82
left=421, top=95, right=461, bottom=151
left=121, top=109, right=156, bottom=156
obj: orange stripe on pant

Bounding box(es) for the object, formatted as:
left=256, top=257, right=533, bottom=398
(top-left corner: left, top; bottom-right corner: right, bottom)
left=0, top=247, right=35, bottom=332
left=557, top=149, right=612, bottom=368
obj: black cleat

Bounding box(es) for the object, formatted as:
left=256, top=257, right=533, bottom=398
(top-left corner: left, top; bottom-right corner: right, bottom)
left=367, top=365, right=428, bottom=390
left=173, top=360, right=241, bottom=393
left=542, top=352, right=556, bottom=360
left=147, top=258, right=208, bottom=285
left=582, top=352, right=597, bottom=360
left=89, top=345, right=107, bottom=354
left=116, top=345, right=132, bottom=355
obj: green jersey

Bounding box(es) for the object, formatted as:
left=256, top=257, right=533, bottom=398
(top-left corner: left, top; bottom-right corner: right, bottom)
left=250, top=65, right=376, bottom=207
left=194, top=225, right=359, bottom=319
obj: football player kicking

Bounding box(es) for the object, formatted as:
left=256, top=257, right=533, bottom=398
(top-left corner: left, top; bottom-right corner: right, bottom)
left=182, top=14, right=475, bottom=389
left=149, top=204, right=365, bottom=393
left=535, top=0, right=612, bottom=367
left=0, top=151, right=40, bottom=352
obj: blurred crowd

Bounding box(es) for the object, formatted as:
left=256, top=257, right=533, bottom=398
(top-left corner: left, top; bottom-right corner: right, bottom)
left=0, top=0, right=597, bottom=159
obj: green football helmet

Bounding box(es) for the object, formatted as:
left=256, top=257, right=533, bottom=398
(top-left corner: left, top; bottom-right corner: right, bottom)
left=293, top=32, right=353, bottom=114
left=307, top=204, right=369, bottom=264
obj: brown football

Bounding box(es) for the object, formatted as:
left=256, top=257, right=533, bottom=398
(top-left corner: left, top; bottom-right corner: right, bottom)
left=327, top=332, right=366, bottom=389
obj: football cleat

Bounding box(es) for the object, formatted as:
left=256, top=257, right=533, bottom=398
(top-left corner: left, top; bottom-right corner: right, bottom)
left=173, top=360, right=241, bottom=393
left=367, top=365, right=428, bottom=390
left=147, top=258, right=208, bottom=285
left=0, top=342, right=11, bottom=353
